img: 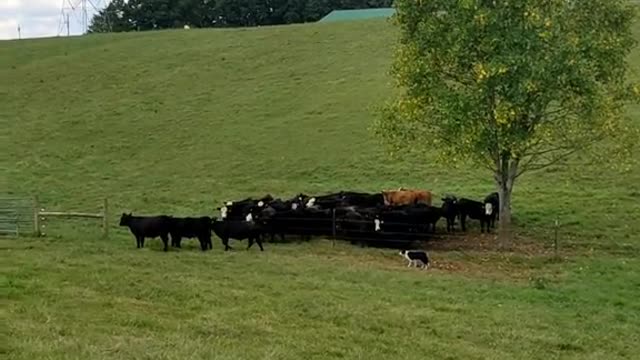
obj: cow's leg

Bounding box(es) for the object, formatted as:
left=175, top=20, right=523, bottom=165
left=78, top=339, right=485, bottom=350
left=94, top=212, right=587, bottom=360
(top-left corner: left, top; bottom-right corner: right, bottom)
left=247, top=237, right=254, bottom=250
left=161, top=234, right=169, bottom=251
left=140, top=237, right=145, bottom=248
left=460, top=214, right=467, bottom=232
left=257, top=237, right=264, bottom=251
left=136, top=236, right=142, bottom=248
left=223, top=238, right=232, bottom=251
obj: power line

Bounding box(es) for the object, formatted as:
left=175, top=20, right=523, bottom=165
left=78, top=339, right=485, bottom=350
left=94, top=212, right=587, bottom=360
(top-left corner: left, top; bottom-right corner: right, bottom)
left=58, top=0, right=108, bottom=36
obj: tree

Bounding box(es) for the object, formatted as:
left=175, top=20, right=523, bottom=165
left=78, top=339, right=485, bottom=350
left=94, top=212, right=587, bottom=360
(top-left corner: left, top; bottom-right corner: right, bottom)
left=374, top=0, right=639, bottom=246
left=89, top=0, right=395, bottom=32
left=88, top=0, right=133, bottom=33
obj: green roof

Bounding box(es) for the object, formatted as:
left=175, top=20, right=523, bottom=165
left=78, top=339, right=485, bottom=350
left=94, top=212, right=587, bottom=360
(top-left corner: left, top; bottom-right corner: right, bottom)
left=318, top=8, right=395, bottom=23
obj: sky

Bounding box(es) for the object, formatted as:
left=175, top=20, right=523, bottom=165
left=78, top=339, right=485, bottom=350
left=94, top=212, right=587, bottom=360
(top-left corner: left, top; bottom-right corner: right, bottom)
left=0, top=0, right=109, bottom=40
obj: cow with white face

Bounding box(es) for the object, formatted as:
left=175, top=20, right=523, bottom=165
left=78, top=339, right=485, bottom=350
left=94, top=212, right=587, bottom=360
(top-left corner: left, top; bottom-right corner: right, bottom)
left=219, top=205, right=229, bottom=219
left=483, top=192, right=499, bottom=229
left=305, top=197, right=316, bottom=208
left=216, top=195, right=274, bottom=222
left=374, top=218, right=384, bottom=232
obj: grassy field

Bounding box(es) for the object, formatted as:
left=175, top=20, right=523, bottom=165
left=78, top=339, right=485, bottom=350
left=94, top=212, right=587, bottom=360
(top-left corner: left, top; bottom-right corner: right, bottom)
left=2, top=19, right=640, bottom=359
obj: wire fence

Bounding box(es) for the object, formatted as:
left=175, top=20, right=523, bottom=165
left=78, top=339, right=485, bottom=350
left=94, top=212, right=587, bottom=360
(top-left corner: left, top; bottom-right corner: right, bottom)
left=244, top=209, right=496, bottom=248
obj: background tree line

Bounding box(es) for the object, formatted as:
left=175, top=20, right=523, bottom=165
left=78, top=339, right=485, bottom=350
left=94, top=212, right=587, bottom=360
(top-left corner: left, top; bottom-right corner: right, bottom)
left=89, top=0, right=394, bottom=32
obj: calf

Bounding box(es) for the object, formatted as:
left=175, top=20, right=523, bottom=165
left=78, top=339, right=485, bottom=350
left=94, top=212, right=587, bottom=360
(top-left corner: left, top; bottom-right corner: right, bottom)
left=441, top=196, right=459, bottom=232
left=484, top=192, right=499, bottom=229
left=119, top=213, right=172, bottom=251
left=210, top=217, right=264, bottom=251
left=457, top=198, right=492, bottom=233
left=169, top=216, right=213, bottom=251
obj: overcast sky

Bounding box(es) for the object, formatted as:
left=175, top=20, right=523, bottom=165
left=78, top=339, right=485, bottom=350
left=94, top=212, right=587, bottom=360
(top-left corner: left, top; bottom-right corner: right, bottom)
left=0, top=0, right=109, bottom=40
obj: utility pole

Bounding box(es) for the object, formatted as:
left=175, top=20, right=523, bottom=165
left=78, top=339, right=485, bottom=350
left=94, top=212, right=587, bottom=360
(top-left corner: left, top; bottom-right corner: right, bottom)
left=66, top=13, right=70, bottom=36
left=17, top=24, right=21, bottom=40
left=81, top=0, right=88, bottom=34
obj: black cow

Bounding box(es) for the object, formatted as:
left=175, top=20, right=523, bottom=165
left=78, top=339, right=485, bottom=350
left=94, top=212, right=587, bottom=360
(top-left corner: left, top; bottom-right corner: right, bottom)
left=169, top=216, right=213, bottom=251
left=251, top=205, right=287, bottom=242
left=304, top=191, right=385, bottom=209
left=441, top=196, right=459, bottom=232
left=340, top=206, right=420, bottom=249
left=255, top=207, right=332, bottom=242
left=210, top=217, right=264, bottom=251
left=457, top=198, right=492, bottom=233
left=341, top=192, right=385, bottom=208
left=335, top=207, right=377, bottom=245
left=119, top=213, right=172, bottom=251
left=484, top=192, right=499, bottom=229
left=217, top=194, right=274, bottom=221
left=373, top=204, right=441, bottom=236
left=304, top=192, right=344, bottom=209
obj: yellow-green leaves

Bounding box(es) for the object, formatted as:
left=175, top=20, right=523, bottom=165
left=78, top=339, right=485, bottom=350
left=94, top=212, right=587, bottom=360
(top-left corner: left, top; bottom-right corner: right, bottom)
left=377, top=0, right=638, bottom=175
left=474, top=63, right=489, bottom=82
left=493, top=100, right=517, bottom=126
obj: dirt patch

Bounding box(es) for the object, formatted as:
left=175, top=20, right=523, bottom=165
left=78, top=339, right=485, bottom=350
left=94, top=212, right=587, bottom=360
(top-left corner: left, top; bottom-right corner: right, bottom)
left=366, top=234, right=570, bottom=281
left=417, top=233, right=575, bottom=282
left=423, top=232, right=567, bottom=256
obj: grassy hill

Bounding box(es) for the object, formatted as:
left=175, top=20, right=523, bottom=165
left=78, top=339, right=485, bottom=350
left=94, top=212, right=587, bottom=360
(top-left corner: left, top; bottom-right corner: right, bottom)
left=2, top=19, right=640, bottom=359
left=2, top=20, right=640, bottom=248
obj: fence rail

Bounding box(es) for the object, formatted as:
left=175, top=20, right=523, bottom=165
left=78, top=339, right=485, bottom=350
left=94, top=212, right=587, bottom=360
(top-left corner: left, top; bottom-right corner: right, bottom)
left=0, top=195, right=109, bottom=238
left=36, top=197, right=109, bottom=238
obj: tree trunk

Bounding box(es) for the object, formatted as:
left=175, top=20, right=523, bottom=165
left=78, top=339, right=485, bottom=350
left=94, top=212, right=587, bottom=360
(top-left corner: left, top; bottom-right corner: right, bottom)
left=495, top=155, right=518, bottom=249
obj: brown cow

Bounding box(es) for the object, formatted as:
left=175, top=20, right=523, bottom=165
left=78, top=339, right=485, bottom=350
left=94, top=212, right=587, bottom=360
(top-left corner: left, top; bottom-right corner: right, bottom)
left=382, top=189, right=433, bottom=206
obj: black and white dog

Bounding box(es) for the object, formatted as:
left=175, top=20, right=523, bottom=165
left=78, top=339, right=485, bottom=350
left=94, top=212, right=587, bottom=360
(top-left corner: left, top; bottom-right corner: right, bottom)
left=399, top=250, right=430, bottom=270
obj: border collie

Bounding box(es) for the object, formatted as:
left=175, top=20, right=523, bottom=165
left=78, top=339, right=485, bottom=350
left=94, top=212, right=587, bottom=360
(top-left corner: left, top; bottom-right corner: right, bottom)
left=399, top=250, right=430, bottom=270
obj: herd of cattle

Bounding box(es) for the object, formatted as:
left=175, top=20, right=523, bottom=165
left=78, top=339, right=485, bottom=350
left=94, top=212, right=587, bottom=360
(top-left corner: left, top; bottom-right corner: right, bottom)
left=119, top=188, right=500, bottom=252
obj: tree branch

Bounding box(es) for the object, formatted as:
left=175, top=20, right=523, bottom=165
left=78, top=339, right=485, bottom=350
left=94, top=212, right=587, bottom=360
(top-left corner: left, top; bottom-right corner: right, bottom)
left=516, top=147, right=581, bottom=177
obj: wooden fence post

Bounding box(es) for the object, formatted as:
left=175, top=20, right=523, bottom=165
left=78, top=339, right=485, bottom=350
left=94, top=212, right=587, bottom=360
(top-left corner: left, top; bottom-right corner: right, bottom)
left=33, top=195, right=40, bottom=237
left=102, top=198, right=109, bottom=239
left=554, top=218, right=559, bottom=259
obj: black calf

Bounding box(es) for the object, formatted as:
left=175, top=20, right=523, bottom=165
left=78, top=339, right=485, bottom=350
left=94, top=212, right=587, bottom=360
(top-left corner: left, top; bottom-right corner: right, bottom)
left=483, top=192, right=499, bottom=229
left=211, top=217, right=264, bottom=251
left=169, top=216, right=213, bottom=251
left=457, top=198, right=492, bottom=233
left=119, top=213, right=172, bottom=251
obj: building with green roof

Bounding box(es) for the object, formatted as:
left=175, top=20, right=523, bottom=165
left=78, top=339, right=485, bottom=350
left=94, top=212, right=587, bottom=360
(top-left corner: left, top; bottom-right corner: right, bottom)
left=318, top=8, right=395, bottom=23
